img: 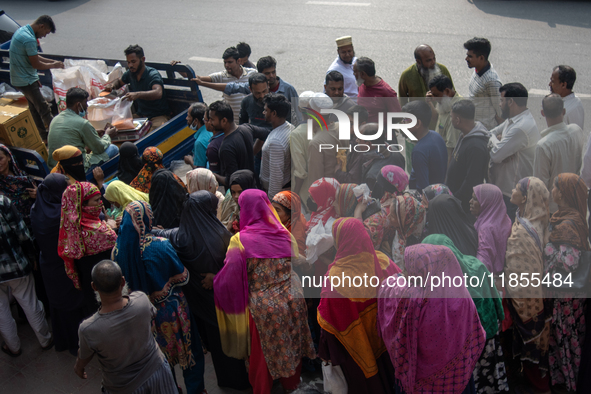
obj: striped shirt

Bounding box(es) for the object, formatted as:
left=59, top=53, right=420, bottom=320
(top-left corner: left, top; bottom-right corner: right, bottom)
left=261, top=121, right=293, bottom=199
left=468, top=64, right=502, bottom=130
left=209, top=67, right=256, bottom=123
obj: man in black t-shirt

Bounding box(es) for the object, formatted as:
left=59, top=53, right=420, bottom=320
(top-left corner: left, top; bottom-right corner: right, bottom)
left=208, top=101, right=269, bottom=188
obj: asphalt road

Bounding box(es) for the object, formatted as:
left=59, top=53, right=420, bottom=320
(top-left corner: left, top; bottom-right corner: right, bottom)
left=4, top=0, right=591, bottom=107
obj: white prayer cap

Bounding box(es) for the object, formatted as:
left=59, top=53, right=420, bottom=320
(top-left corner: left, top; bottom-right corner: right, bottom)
left=298, top=91, right=315, bottom=109
left=309, top=93, right=333, bottom=112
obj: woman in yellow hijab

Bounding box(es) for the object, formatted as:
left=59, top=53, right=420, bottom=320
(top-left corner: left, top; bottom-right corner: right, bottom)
left=50, top=146, right=86, bottom=183
left=103, top=180, right=149, bottom=217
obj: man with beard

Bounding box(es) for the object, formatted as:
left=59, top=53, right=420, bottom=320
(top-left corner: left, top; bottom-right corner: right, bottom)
left=488, top=83, right=539, bottom=221
left=445, top=100, right=490, bottom=214
left=427, top=75, right=463, bottom=163
left=549, top=65, right=584, bottom=130
left=324, top=71, right=356, bottom=114
left=326, top=36, right=358, bottom=98
left=104, top=45, right=170, bottom=131
left=464, top=37, right=503, bottom=131
left=192, top=47, right=256, bottom=123
left=9, top=15, right=64, bottom=141
left=398, top=45, right=453, bottom=107
left=353, top=57, right=402, bottom=124
left=238, top=73, right=272, bottom=127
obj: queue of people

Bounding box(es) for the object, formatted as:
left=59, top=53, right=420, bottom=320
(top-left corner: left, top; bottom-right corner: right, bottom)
left=1, top=13, right=590, bottom=394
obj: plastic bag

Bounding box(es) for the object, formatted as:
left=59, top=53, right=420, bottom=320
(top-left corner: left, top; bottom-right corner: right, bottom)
left=112, top=98, right=134, bottom=130
left=306, top=217, right=335, bottom=264
left=353, top=183, right=371, bottom=204
left=322, top=362, right=347, bottom=394
left=51, top=67, right=85, bottom=111
left=40, top=85, right=54, bottom=102
left=0, top=82, right=24, bottom=100
left=64, top=59, right=108, bottom=73
left=77, top=62, right=123, bottom=99
left=87, top=97, right=118, bottom=130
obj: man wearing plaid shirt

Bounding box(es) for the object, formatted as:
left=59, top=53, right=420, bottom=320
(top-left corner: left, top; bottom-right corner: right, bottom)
left=464, top=37, right=503, bottom=131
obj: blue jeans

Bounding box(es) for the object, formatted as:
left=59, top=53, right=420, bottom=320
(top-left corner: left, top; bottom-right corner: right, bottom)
left=105, top=144, right=119, bottom=159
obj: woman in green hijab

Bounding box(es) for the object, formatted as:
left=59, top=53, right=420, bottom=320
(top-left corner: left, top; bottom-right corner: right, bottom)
left=422, top=234, right=508, bottom=394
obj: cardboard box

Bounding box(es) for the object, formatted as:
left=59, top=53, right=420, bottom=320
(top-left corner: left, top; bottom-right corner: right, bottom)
left=0, top=105, right=42, bottom=148
left=28, top=141, right=49, bottom=163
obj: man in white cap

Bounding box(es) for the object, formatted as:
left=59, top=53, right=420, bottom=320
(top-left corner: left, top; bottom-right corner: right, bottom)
left=326, top=36, right=358, bottom=98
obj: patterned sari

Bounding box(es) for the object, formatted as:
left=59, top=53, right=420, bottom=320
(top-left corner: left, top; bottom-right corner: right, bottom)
left=112, top=201, right=193, bottom=369
left=214, top=189, right=314, bottom=379
left=273, top=190, right=308, bottom=256
left=130, top=147, right=186, bottom=193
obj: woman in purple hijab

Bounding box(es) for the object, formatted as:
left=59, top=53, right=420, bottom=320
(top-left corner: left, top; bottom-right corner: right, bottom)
left=469, top=184, right=512, bottom=274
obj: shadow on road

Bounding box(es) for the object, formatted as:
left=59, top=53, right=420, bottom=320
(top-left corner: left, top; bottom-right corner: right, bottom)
left=469, top=0, right=591, bottom=29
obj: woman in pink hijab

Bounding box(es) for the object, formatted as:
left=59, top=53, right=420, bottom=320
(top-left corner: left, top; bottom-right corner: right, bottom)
left=377, top=244, right=486, bottom=394
left=470, top=184, right=512, bottom=274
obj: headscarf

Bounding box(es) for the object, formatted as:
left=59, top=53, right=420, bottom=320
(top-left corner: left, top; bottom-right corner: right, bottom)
left=149, top=169, right=188, bottom=229
left=334, top=183, right=357, bottom=218
left=229, top=169, right=257, bottom=190
left=377, top=244, right=486, bottom=394
left=104, top=180, right=149, bottom=217
left=273, top=190, right=308, bottom=256
left=0, top=144, right=36, bottom=225
left=308, top=177, right=340, bottom=231
left=473, top=184, right=512, bottom=274
left=389, top=193, right=426, bottom=269
left=427, top=194, right=479, bottom=256
left=371, top=165, right=408, bottom=203
left=170, top=190, right=232, bottom=275
left=50, top=145, right=86, bottom=182
left=117, top=142, right=143, bottom=184
left=113, top=201, right=188, bottom=301
left=186, top=168, right=225, bottom=219
left=549, top=173, right=589, bottom=251
left=504, top=177, right=550, bottom=361
left=130, top=147, right=186, bottom=193
left=30, top=173, right=69, bottom=237
left=318, top=217, right=400, bottom=378
left=422, top=183, right=452, bottom=201
left=422, top=234, right=504, bottom=339
left=58, top=182, right=117, bottom=289
left=214, top=189, right=296, bottom=359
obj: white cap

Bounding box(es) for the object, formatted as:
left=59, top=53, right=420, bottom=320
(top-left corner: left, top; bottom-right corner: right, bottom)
left=309, top=93, right=333, bottom=112
left=298, top=91, right=315, bottom=109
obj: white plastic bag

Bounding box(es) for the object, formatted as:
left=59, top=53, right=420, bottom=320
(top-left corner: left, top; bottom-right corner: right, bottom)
left=0, top=83, right=24, bottom=100
left=51, top=67, right=85, bottom=111
left=64, top=59, right=108, bottom=73
left=87, top=97, right=118, bottom=130
left=353, top=183, right=371, bottom=205
left=306, top=217, right=335, bottom=264
left=40, top=85, right=54, bottom=102
left=78, top=62, right=123, bottom=99
left=322, top=362, right=348, bottom=394
left=112, top=98, right=134, bottom=130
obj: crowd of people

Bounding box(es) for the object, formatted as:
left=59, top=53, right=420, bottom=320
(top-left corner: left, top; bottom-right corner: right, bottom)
left=1, top=13, right=591, bottom=394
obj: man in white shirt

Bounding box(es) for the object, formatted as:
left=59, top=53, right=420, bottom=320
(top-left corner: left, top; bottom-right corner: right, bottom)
left=261, top=93, right=293, bottom=199
left=193, top=47, right=256, bottom=123
left=534, top=94, right=584, bottom=213
left=549, top=65, right=584, bottom=131
left=488, top=83, right=540, bottom=221
left=326, top=36, right=358, bottom=98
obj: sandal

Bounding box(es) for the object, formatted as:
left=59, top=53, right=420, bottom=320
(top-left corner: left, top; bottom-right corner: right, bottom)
left=41, top=338, right=54, bottom=351
left=1, top=342, right=21, bottom=357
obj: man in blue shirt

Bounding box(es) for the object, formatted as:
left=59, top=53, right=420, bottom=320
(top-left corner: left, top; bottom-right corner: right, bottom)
left=9, top=15, right=64, bottom=141
left=184, top=102, right=212, bottom=168
left=103, top=45, right=170, bottom=132
left=403, top=100, right=448, bottom=190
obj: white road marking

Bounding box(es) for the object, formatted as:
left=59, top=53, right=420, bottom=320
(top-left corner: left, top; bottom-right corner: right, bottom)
left=188, top=56, right=223, bottom=64
left=529, top=88, right=591, bottom=98
left=306, top=1, right=371, bottom=6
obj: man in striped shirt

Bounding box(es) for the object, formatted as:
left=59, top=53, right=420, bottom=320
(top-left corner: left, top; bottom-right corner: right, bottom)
left=261, top=93, right=293, bottom=199
left=192, top=47, right=256, bottom=123
left=464, top=37, right=503, bottom=130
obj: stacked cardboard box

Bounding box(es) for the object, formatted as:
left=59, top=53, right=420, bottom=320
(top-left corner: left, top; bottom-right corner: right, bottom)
left=0, top=101, right=48, bottom=162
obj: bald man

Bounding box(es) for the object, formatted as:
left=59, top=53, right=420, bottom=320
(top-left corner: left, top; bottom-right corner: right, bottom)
left=398, top=44, right=453, bottom=106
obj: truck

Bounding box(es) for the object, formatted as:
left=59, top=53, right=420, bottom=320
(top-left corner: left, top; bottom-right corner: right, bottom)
left=0, top=10, right=204, bottom=182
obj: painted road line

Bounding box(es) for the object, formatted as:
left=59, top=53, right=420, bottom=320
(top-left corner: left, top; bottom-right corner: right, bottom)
left=529, top=88, right=591, bottom=98
left=188, top=56, right=224, bottom=64
left=306, top=1, right=371, bottom=6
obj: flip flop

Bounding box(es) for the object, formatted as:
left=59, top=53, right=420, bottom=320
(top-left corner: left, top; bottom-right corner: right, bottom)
left=1, top=342, right=21, bottom=357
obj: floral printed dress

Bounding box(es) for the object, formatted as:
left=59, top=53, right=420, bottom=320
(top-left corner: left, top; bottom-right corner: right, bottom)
left=544, top=243, right=587, bottom=391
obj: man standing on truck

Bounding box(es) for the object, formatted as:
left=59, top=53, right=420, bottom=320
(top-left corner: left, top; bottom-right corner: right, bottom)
left=103, top=45, right=170, bottom=132
left=9, top=15, right=64, bottom=142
